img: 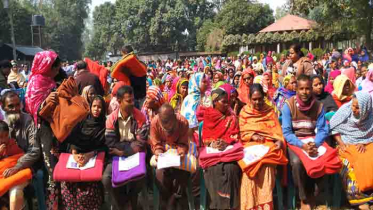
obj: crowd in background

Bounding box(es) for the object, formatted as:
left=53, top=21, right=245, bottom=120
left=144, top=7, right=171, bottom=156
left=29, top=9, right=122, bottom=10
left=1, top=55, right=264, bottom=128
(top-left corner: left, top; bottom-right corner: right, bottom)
left=0, top=43, right=373, bottom=210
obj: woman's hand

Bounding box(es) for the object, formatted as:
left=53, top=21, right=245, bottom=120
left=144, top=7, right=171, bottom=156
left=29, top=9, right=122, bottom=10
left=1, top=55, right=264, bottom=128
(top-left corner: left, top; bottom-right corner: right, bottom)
left=216, top=139, right=228, bottom=151
left=356, top=144, right=366, bottom=154
left=0, top=144, right=6, bottom=156
left=3, top=167, right=19, bottom=178
left=274, top=140, right=282, bottom=150
left=338, top=143, right=348, bottom=153
left=45, top=92, right=59, bottom=105
left=252, top=134, right=265, bottom=143
left=109, top=148, right=125, bottom=157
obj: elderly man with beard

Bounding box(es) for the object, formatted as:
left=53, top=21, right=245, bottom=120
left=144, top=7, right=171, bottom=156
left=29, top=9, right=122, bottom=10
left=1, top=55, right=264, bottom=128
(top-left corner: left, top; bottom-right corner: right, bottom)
left=150, top=104, right=190, bottom=210
left=281, top=74, right=329, bottom=210
left=1, top=91, right=39, bottom=177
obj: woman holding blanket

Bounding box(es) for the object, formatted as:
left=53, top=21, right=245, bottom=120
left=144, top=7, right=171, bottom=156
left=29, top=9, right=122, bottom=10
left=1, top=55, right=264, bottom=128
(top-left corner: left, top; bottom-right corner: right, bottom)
left=239, top=84, right=288, bottom=210
left=330, top=91, right=373, bottom=209
left=201, top=87, right=242, bottom=210
left=61, top=96, right=107, bottom=209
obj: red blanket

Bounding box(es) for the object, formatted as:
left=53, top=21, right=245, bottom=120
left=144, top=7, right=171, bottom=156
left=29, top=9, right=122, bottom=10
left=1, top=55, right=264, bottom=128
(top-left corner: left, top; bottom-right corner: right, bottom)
left=0, top=153, right=32, bottom=196
left=288, top=141, right=341, bottom=178
left=53, top=152, right=105, bottom=182
left=85, top=58, right=109, bottom=90
left=199, top=142, right=244, bottom=169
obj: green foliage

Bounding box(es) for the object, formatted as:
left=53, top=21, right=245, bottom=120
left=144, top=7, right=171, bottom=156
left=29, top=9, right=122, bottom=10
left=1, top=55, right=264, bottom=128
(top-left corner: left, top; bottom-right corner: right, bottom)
left=196, top=19, right=217, bottom=51
left=84, top=2, right=122, bottom=60
left=227, top=51, right=239, bottom=57
left=311, top=48, right=325, bottom=59
left=214, top=0, right=274, bottom=35
left=0, top=0, right=36, bottom=46
left=301, top=48, right=309, bottom=57
left=205, top=28, right=225, bottom=52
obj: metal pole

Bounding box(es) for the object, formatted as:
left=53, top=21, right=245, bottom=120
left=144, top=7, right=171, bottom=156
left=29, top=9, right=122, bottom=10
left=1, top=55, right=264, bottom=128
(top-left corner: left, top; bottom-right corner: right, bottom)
left=7, top=0, right=17, bottom=60
left=31, top=25, right=34, bottom=46
left=39, top=26, right=42, bottom=47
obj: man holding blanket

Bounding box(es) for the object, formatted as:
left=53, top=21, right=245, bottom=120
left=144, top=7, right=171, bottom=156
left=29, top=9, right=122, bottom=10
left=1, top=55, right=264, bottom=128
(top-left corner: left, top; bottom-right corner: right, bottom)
left=281, top=74, right=329, bottom=210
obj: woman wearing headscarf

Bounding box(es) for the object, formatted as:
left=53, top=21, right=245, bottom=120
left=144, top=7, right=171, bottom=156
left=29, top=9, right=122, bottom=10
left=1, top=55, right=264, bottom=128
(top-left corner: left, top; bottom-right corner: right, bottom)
left=61, top=96, right=107, bottom=209
left=202, top=88, right=242, bottom=210
left=181, top=72, right=210, bottom=129
left=213, top=71, right=225, bottom=87
left=162, top=75, right=174, bottom=101
left=343, top=47, right=354, bottom=63
left=273, top=74, right=297, bottom=113
left=342, top=67, right=357, bottom=84
left=141, top=86, right=165, bottom=124
left=330, top=91, right=373, bottom=209
left=311, top=75, right=338, bottom=113
left=253, top=75, right=280, bottom=116
left=262, top=72, right=276, bottom=99
left=81, top=85, right=96, bottom=105
left=332, top=75, right=355, bottom=108
left=25, top=51, right=63, bottom=209
left=361, top=66, right=373, bottom=99
left=266, top=51, right=274, bottom=65
left=220, top=83, right=240, bottom=116
left=239, top=84, right=287, bottom=210
left=237, top=68, right=255, bottom=104
left=168, top=77, right=189, bottom=113
left=232, top=71, right=241, bottom=89
left=324, top=70, right=341, bottom=94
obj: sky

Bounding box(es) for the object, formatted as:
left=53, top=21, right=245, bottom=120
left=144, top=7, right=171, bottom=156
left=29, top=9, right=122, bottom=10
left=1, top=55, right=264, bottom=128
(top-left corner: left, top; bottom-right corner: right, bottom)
left=89, top=0, right=287, bottom=17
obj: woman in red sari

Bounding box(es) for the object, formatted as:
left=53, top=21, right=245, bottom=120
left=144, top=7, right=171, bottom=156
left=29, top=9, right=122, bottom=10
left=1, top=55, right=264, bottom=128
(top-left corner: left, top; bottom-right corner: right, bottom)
left=237, top=68, right=255, bottom=104
left=202, top=88, right=242, bottom=210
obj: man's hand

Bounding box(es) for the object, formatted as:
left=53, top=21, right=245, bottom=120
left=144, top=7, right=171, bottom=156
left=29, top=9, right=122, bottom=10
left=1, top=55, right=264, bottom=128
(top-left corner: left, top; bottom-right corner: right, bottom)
left=252, top=134, right=265, bottom=143
left=3, top=167, right=19, bottom=178
left=45, top=92, right=59, bottom=105
left=109, top=148, right=124, bottom=157
left=154, top=149, right=163, bottom=161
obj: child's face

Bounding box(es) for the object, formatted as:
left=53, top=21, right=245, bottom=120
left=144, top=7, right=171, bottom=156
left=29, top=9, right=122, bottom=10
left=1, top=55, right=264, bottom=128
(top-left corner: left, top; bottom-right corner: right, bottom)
left=0, top=131, right=9, bottom=145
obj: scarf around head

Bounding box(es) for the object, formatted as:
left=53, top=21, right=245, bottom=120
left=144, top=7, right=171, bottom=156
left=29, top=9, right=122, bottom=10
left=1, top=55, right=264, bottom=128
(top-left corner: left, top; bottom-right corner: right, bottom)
left=169, top=77, right=188, bottom=109
left=332, top=74, right=355, bottom=100
left=237, top=68, right=255, bottom=104
left=324, top=70, right=341, bottom=94
left=330, top=91, right=373, bottom=144
left=25, top=51, right=58, bottom=124
left=142, top=86, right=165, bottom=124
left=181, top=72, right=206, bottom=128
left=362, top=68, right=373, bottom=97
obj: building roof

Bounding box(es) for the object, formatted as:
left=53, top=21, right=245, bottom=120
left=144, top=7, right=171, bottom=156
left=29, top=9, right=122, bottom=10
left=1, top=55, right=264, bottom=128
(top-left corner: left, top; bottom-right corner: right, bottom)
left=5, top=44, right=44, bottom=56
left=259, top=14, right=317, bottom=33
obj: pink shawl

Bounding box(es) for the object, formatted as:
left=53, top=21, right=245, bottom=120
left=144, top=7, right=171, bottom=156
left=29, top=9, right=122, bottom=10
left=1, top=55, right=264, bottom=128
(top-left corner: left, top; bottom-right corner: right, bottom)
left=324, top=70, right=341, bottom=94
left=342, top=67, right=356, bottom=85
left=25, top=51, right=58, bottom=124
left=362, top=69, right=373, bottom=97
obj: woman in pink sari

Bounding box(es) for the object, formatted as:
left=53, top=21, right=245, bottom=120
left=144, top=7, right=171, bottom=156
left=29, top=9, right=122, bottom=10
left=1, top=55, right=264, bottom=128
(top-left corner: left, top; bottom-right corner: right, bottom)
left=25, top=51, right=62, bottom=210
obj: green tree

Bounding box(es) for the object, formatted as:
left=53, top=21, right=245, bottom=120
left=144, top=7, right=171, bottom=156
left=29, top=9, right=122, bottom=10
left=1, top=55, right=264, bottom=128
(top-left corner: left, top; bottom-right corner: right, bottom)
left=214, top=0, right=274, bottom=35
left=40, top=0, right=91, bottom=60
left=0, top=0, right=36, bottom=46
left=290, top=0, right=373, bottom=49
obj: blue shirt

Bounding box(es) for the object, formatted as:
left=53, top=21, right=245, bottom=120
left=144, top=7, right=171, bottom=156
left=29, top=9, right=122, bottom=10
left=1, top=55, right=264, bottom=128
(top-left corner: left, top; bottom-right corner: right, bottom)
left=281, top=103, right=329, bottom=148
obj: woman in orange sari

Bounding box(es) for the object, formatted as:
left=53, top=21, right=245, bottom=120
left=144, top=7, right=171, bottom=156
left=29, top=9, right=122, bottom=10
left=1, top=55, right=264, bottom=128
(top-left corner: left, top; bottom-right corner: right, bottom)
left=239, top=84, right=288, bottom=210
left=237, top=68, right=255, bottom=104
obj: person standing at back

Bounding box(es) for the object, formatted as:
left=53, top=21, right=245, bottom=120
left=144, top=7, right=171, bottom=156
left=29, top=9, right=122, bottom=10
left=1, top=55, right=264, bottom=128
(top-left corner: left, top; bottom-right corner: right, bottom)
left=74, top=60, right=104, bottom=96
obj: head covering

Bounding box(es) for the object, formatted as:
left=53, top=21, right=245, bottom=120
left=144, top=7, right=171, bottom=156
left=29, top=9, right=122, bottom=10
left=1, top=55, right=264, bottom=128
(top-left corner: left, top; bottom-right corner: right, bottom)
left=169, top=77, right=188, bottom=108
left=342, top=67, right=356, bottom=84
left=220, top=83, right=236, bottom=101
left=362, top=67, right=373, bottom=97
left=343, top=47, right=353, bottom=62
left=181, top=73, right=207, bottom=128
left=71, top=95, right=106, bottom=153
left=332, top=75, right=355, bottom=100
left=25, top=51, right=58, bottom=124
left=111, top=81, right=126, bottom=97
left=282, top=74, right=293, bottom=88
left=211, top=87, right=226, bottom=104
left=146, top=78, right=153, bottom=86
left=324, top=70, right=341, bottom=94
left=237, top=68, right=255, bottom=104
left=330, top=91, right=373, bottom=144
left=81, top=85, right=94, bottom=104
left=142, top=86, right=165, bottom=123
